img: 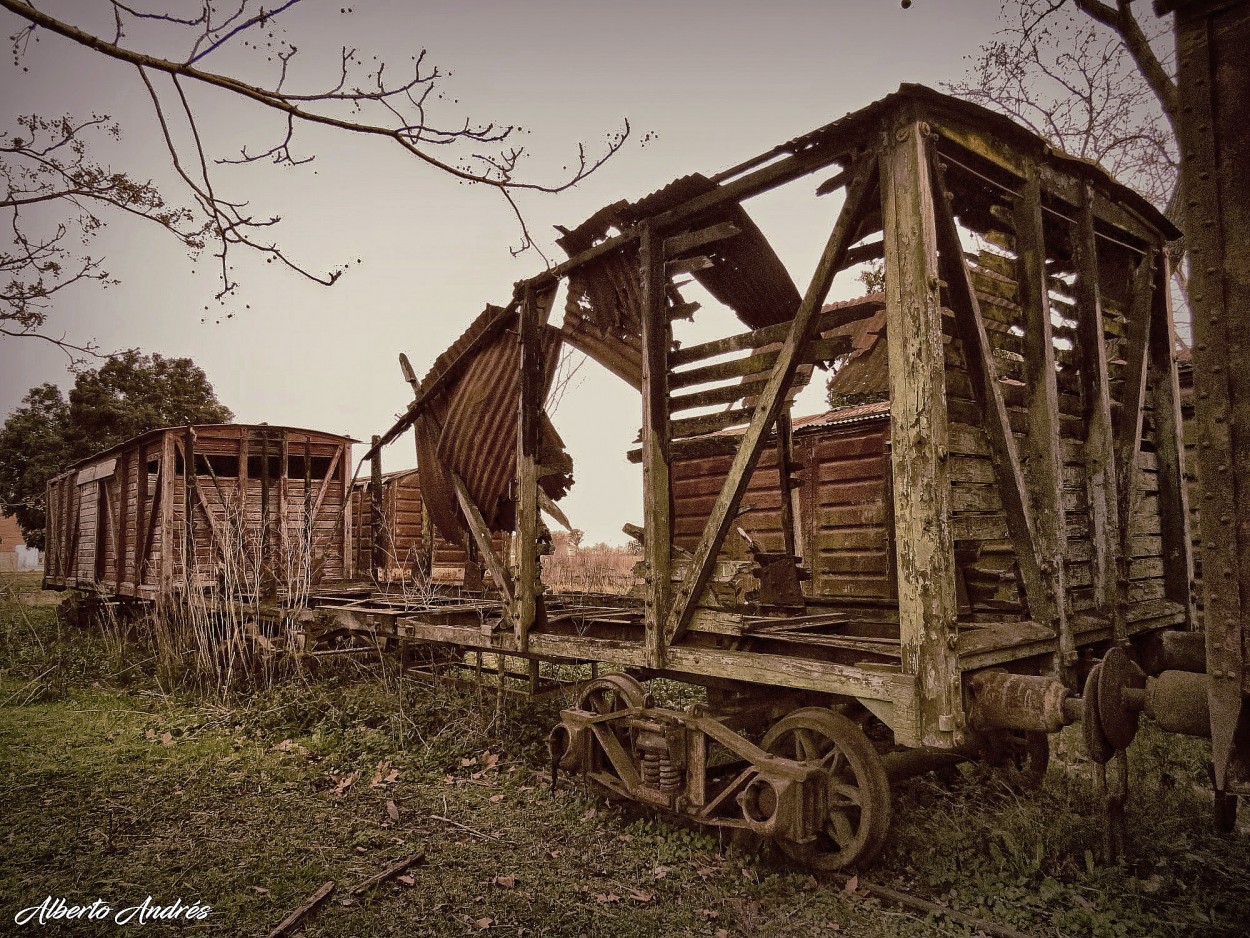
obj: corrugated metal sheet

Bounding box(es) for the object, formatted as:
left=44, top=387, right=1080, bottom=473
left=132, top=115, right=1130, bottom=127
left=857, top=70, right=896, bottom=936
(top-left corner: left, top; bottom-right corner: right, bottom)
left=414, top=305, right=571, bottom=544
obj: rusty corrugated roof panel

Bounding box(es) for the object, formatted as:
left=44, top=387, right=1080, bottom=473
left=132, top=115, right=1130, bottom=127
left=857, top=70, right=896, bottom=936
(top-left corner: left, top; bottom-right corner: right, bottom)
left=414, top=305, right=570, bottom=544
left=792, top=400, right=892, bottom=432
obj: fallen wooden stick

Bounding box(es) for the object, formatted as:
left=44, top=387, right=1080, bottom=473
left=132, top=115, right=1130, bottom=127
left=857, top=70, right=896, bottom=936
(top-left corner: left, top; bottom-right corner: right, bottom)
left=431, top=814, right=511, bottom=843
left=842, top=876, right=1037, bottom=938
left=350, top=850, right=427, bottom=895
left=266, top=880, right=335, bottom=938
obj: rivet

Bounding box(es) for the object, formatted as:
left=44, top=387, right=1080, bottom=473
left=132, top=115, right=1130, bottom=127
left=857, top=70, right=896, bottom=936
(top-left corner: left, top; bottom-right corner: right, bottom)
left=1206, top=267, right=1217, bottom=276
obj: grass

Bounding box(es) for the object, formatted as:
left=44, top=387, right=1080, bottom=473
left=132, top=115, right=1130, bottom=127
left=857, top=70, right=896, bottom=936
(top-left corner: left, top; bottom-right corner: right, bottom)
left=2, top=571, right=1248, bottom=936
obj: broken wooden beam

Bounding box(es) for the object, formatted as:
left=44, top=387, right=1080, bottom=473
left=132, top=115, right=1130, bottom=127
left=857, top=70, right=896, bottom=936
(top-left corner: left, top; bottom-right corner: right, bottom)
left=350, top=851, right=427, bottom=896
left=266, top=880, right=335, bottom=938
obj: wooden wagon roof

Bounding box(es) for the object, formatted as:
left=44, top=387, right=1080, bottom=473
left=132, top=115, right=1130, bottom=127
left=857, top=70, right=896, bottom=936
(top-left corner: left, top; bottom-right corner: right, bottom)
left=51, top=424, right=357, bottom=483
left=765, top=83, right=1178, bottom=239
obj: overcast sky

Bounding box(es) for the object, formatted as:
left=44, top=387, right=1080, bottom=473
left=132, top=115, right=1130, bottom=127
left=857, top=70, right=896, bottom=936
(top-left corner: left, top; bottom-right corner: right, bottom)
left=0, top=0, right=1005, bottom=545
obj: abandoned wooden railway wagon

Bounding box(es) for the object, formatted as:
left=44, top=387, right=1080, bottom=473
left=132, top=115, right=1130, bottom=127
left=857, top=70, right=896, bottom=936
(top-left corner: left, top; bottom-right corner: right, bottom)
left=44, top=424, right=354, bottom=602
left=349, top=468, right=506, bottom=586
left=308, top=84, right=1200, bottom=868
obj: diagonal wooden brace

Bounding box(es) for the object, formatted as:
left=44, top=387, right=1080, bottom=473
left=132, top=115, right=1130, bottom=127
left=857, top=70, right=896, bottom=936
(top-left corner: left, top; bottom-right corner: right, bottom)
left=662, top=157, right=880, bottom=645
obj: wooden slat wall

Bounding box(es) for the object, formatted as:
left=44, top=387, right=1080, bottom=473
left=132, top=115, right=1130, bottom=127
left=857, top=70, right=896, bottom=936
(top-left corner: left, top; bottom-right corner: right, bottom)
left=934, top=141, right=1178, bottom=630
left=44, top=426, right=352, bottom=600
left=669, top=419, right=893, bottom=604
left=350, top=468, right=504, bottom=583
left=799, top=423, right=893, bottom=602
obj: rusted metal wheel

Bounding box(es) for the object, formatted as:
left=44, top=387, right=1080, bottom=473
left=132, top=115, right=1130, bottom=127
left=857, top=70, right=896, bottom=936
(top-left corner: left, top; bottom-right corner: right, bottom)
left=573, top=674, right=648, bottom=785
left=576, top=673, right=648, bottom=715
left=761, top=707, right=892, bottom=870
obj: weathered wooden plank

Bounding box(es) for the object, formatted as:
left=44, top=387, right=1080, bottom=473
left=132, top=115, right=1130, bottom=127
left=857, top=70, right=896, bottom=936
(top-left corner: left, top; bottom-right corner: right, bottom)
left=670, top=335, right=849, bottom=389
left=1146, top=252, right=1195, bottom=622
left=669, top=376, right=769, bottom=413
left=663, top=156, right=880, bottom=646
left=1114, top=247, right=1155, bottom=636
left=514, top=283, right=557, bottom=653
left=663, top=221, right=740, bottom=258
left=929, top=142, right=1050, bottom=660
left=639, top=224, right=672, bottom=669
left=451, top=473, right=514, bottom=622
left=370, top=435, right=385, bottom=580
left=1072, top=186, right=1124, bottom=642
left=1013, top=166, right=1072, bottom=681
left=670, top=303, right=873, bottom=367
left=886, top=121, right=961, bottom=748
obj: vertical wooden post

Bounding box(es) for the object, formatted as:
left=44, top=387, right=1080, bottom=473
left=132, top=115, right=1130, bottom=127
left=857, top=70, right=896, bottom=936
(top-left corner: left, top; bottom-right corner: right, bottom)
left=117, top=447, right=130, bottom=592
left=303, top=437, right=313, bottom=560
left=277, top=432, right=289, bottom=585
left=1169, top=0, right=1250, bottom=792
left=370, top=434, right=384, bottom=583
left=340, top=440, right=352, bottom=581
left=133, top=444, right=147, bottom=589
left=1114, top=250, right=1155, bottom=642
left=184, top=427, right=197, bottom=585
left=259, top=429, right=276, bottom=602
left=514, top=283, right=549, bottom=653
left=159, top=431, right=176, bottom=605
left=775, top=412, right=797, bottom=558
left=1073, top=187, right=1123, bottom=639
left=639, top=223, right=673, bottom=669
left=881, top=116, right=961, bottom=747
left=1147, top=251, right=1195, bottom=622
left=1014, top=168, right=1073, bottom=684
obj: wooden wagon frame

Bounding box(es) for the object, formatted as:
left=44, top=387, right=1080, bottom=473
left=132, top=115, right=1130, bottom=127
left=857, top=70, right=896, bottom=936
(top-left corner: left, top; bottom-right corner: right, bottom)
left=299, top=85, right=1195, bottom=867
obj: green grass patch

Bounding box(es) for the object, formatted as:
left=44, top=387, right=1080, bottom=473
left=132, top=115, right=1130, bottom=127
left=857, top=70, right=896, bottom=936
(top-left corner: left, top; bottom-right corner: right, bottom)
left=1, top=574, right=1248, bottom=936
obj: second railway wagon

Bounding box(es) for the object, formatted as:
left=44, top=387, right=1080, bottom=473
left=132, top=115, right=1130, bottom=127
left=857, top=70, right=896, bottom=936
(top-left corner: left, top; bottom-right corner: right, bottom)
left=45, top=424, right=354, bottom=603
left=278, top=85, right=1202, bottom=867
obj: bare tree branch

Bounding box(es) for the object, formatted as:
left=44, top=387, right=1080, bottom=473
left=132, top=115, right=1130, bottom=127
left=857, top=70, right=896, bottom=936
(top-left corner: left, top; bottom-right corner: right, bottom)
left=1, top=0, right=629, bottom=359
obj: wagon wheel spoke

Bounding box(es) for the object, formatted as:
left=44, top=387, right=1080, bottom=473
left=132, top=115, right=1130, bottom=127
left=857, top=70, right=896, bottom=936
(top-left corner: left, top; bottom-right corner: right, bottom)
left=826, top=809, right=856, bottom=848
left=796, top=729, right=824, bottom=762
left=828, top=781, right=863, bottom=808
left=822, top=748, right=846, bottom=776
